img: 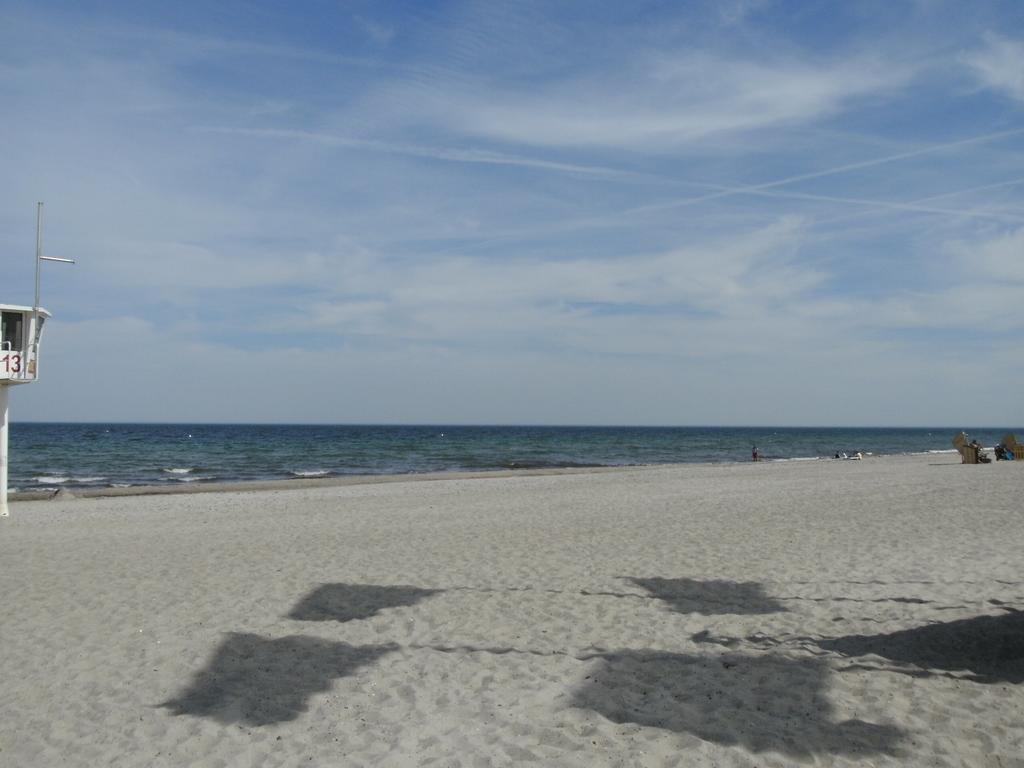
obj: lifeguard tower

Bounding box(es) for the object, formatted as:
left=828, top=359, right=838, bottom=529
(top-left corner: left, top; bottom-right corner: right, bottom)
left=1, top=203, right=72, bottom=517
left=1, top=305, right=50, bottom=383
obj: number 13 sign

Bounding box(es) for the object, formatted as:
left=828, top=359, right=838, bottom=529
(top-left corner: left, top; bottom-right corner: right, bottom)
left=2, top=353, right=22, bottom=375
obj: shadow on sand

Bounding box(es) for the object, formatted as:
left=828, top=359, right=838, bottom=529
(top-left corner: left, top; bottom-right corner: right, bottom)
left=161, top=633, right=396, bottom=725
left=288, top=583, right=442, bottom=623
left=571, top=650, right=902, bottom=758
left=628, top=577, right=786, bottom=615
left=818, top=609, right=1024, bottom=684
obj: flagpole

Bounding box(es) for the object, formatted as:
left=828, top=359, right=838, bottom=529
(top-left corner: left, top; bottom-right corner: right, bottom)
left=35, top=202, right=42, bottom=315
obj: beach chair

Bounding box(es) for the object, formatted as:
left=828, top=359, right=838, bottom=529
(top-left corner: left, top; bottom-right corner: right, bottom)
left=952, top=432, right=979, bottom=464
left=1002, top=434, right=1024, bottom=461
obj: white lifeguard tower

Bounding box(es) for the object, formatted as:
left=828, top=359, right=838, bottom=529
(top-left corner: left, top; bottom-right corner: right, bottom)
left=1, top=203, right=73, bottom=517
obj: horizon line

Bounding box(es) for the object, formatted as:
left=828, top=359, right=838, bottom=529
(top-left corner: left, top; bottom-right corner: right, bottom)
left=9, top=420, right=1021, bottom=430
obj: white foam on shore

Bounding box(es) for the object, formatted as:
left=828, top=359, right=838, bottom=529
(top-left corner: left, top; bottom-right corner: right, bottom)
left=291, top=470, right=331, bottom=477
left=30, top=475, right=105, bottom=485
left=162, top=468, right=195, bottom=475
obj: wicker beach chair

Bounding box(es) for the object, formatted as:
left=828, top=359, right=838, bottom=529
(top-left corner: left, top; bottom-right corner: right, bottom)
left=1002, top=434, right=1024, bottom=461
left=952, top=432, right=979, bottom=464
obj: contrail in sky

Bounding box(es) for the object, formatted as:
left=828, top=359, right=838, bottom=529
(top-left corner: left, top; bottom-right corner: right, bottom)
left=810, top=175, right=1024, bottom=228
left=628, top=126, right=1024, bottom=216
left=194, top=126, right=647, bottom=179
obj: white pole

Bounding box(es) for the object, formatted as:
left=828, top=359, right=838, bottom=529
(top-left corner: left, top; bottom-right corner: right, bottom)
left=35, top=202, right=42, bottom=313
left=0, top=385, right=10, bottom=517
left=33, top=202, right=42, bottom=366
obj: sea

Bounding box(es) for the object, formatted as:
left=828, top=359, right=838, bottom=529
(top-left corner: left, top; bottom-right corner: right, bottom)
left=6, top=423, right=1018, bottom=494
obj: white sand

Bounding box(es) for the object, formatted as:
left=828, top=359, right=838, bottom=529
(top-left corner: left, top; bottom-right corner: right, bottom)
left=1, top=453, right=1022, bottom=767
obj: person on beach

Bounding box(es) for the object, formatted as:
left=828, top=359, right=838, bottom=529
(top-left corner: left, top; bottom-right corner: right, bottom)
left=969, top=439, right=992, bottom=463
left=752, top=445, right=759, bottom=462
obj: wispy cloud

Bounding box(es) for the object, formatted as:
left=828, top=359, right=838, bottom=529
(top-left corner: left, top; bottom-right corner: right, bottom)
left=372, top=52, right=915, bottom=150
left=353, top=15, right=396, bottom=46
left=950, top=226, right=1024, bottom=283
left=963, top=35, right=1024, bottom=102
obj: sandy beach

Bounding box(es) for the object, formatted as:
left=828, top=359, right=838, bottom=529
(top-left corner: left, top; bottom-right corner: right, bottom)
left=1, top=452, right=1022, bottom=767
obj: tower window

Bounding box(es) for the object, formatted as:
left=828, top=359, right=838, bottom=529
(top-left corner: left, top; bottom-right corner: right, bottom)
left=1, top=312, right=24, bottom=352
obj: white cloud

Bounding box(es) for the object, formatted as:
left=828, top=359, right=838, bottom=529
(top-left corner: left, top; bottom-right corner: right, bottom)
left=287, top=216, right=826, bottom=367
left=353, top=15, right=395, bottom=46
left=718, top=0, right=772, bottom=26
left=787, top=225, right=1024, bottom=335
left=20, top=291, right=1022, bottom=427
left=371, top=52, right=913, bottom=150
left=963, top=35, right=1024, bottom=102
left=952, top=226, right=1024, bottom=282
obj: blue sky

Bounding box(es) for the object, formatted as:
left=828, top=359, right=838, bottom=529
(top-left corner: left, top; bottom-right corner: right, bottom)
left=2, top=0, right=1023, bottom=425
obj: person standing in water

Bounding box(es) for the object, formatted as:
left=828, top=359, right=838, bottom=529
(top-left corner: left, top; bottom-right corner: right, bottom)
left=752, top=445, right=759, bottom=462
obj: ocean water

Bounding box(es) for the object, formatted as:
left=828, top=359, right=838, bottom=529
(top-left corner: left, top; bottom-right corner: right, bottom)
left=6, top=423, right=1018, bottom=493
